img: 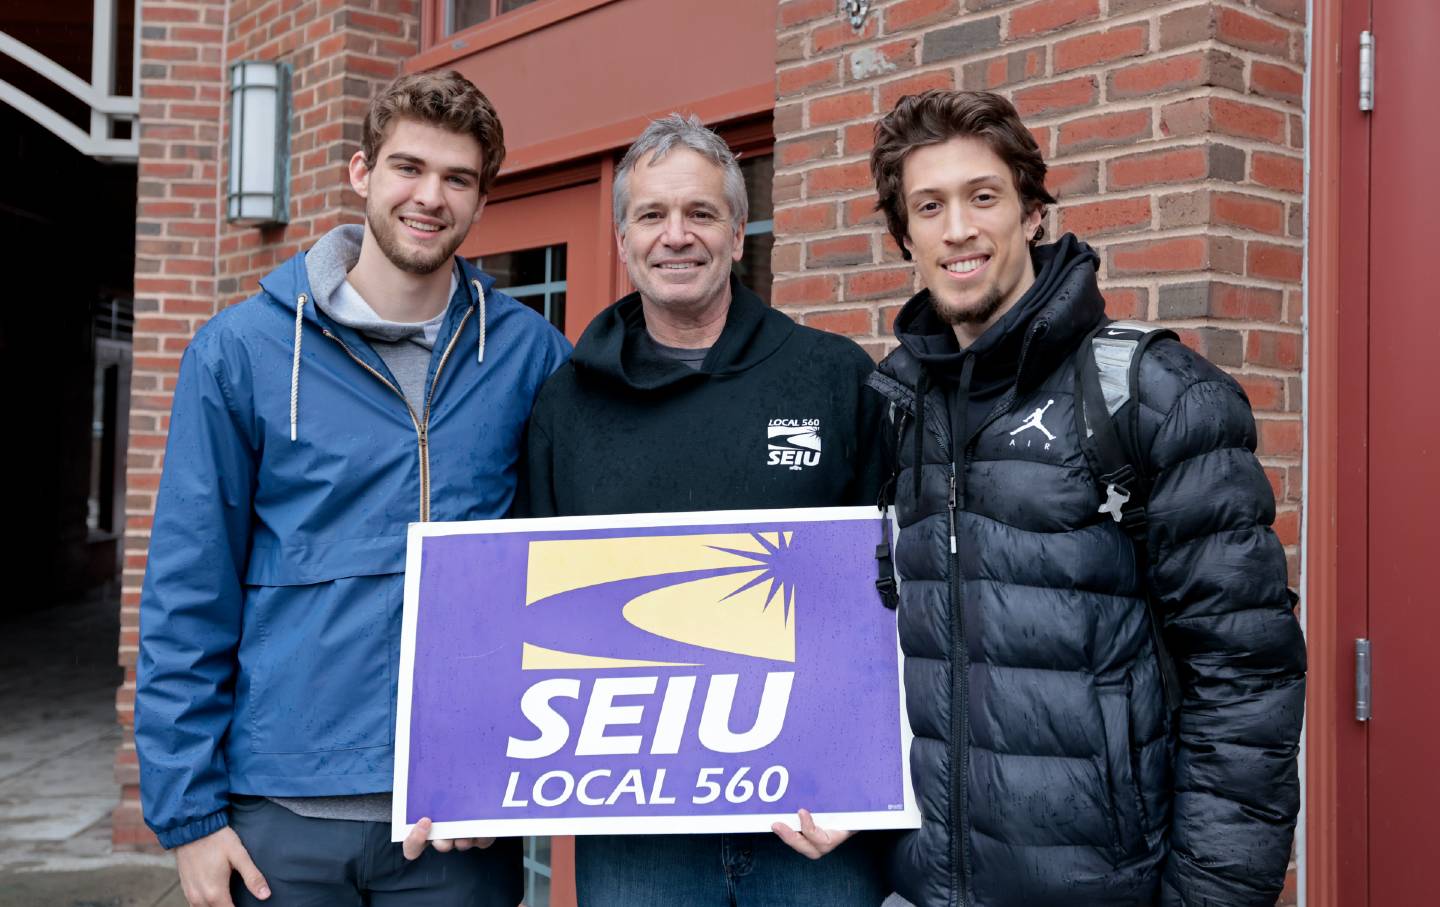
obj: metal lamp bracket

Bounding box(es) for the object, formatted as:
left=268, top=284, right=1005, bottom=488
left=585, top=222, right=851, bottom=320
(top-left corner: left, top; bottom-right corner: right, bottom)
left=844, top=1, right=871, bottom=29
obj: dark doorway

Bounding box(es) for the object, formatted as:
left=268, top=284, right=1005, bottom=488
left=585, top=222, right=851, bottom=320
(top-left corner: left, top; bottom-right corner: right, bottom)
left=0, top=102, right=136, bottom=608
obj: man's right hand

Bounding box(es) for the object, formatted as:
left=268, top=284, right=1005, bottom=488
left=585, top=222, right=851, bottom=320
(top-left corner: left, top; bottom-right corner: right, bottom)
left=174, top=826, right=270, bottom=906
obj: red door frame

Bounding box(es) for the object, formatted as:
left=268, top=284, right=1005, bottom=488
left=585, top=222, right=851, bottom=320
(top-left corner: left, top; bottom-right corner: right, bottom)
left=1306, top=0, right=1372, bottom=903
left=460, top=176, right=608, bottom=343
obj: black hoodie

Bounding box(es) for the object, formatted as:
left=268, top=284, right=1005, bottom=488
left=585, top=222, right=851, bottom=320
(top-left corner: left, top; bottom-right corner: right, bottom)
left=518, top=277, right=885, bottom=518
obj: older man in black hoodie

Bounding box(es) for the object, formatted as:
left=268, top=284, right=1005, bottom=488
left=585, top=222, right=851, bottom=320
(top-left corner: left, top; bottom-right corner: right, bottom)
left=518, top=115, right=891, bottom=906
left=864, top=89, right=1305, bottom=907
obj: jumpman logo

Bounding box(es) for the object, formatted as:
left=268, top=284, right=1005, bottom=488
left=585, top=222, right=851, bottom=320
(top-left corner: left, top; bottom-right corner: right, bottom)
left=1009, top=399, right=1057, bottom=441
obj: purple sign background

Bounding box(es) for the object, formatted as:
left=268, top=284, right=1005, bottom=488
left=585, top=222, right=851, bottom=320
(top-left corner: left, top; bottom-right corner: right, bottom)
left=401, top=515, right=908, bottom=827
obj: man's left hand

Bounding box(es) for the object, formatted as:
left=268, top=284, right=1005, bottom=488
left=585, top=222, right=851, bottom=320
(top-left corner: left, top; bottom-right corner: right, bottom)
left=772, top=809, right=853, bottom=860
left=401, top=817, right=495, bottom=861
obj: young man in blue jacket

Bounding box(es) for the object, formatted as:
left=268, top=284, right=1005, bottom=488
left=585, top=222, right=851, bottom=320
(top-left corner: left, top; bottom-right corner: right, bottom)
left=136, top=70, right=570, bottom=907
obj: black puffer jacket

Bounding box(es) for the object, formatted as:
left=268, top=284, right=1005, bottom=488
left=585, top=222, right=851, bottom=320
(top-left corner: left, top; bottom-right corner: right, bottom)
left=868, top=236, right=1305, bottom=907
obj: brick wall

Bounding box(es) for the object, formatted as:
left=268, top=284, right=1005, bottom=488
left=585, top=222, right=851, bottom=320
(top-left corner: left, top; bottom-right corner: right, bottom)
left=772, top=0, right=1304, bottom=566
left=116, top=0, right=419, bottom=850
left=772, top=0, right=1304, bottom=900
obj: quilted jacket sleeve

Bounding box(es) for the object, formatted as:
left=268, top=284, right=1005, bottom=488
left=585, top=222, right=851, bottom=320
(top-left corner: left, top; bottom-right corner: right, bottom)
left=1138, top=342, right=1306, bottom=906
left=135, top=332, right=257, bottom=849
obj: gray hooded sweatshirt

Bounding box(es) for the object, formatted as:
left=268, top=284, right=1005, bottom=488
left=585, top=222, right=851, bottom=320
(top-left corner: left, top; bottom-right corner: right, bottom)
left=306, top=223, right=458, bottom=416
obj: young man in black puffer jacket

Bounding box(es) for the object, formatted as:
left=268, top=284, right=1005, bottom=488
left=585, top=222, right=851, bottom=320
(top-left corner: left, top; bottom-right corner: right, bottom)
left=864, top=90, right=1305, bottom=907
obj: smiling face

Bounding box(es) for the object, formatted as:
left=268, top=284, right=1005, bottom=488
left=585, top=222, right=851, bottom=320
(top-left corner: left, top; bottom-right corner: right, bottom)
left=348, top=117, right=488, bottom=276
left=615, top=148, right=744, bottom=318
left=901, top=136, right=1042, bottom=345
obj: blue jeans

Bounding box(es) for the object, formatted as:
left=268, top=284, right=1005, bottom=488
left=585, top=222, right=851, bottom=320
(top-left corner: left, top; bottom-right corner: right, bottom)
left=575, top=832, right=889, bottom=907
left=227, top=796, right=522, bottom=906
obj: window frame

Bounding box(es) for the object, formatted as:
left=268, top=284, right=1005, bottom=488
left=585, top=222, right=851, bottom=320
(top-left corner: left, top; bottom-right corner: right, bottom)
left=420, top=0, right=625, bottom=57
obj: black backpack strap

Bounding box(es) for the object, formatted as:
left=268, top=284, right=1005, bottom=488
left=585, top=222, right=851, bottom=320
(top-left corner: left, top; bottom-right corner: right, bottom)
left=1073, top=321, right=1184, bottom=713
left=875, top=401, right=905, bottom=611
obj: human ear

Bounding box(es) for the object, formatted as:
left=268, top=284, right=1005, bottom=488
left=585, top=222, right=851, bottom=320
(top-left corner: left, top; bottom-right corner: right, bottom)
left=348, top=151, right=371, bottom=198
left=1023, top=204, right=1043, bottom=242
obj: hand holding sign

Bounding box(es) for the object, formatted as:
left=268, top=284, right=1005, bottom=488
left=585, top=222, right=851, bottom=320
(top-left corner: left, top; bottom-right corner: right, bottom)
left=400, top=818, right=495, bottom=861
left=772, top=809, right=854, bottom=860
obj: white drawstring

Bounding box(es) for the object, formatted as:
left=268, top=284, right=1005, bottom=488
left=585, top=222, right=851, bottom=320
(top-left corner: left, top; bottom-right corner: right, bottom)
left=474, top=279, right=486, bottom=364
left=290, top=293, right=306, bottom=442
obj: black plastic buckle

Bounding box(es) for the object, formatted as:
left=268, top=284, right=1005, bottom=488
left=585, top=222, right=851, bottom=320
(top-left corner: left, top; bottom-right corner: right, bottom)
left=874, top=543, right=899, bottom=610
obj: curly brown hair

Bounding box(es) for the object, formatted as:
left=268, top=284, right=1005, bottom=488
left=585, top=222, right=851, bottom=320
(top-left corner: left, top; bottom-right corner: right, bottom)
left=361, top=70, right=506, bottom=195
left=871, top=90, right=1055, bottom=260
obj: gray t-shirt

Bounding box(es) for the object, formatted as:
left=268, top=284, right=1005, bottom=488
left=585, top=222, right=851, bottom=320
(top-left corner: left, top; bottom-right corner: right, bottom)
left=326, top=273, right=454, bottom=416
left=641, top=331, right=709, bottom=370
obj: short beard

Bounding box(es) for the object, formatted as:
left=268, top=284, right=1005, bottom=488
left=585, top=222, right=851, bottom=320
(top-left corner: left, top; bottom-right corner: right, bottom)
left=932, top=284, right=1006, bottom=328
left=367, top=203, right=461, bottom=275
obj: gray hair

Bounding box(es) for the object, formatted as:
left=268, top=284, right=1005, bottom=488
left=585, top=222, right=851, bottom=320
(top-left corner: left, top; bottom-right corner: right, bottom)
left=612, top=114, right=748, bottom=230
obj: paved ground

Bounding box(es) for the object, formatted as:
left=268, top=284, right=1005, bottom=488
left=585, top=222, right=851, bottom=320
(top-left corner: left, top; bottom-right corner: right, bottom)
left=0, top=592, right=181, bottom=907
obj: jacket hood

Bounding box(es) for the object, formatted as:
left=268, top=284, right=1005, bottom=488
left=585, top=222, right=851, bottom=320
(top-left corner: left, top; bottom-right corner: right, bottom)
left=570, top=275, right=794, bottom=391
left=885, top=233, right=1106, bottom=397
left=255, top=224, right=499, bottom=441
left=300, top=224, right=456, bottom=347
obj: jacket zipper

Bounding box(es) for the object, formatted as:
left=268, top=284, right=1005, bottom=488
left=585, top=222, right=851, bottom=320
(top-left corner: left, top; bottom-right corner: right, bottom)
left=948, top=320, right=1048, bottom=906
left=947, top=461, right=972, bottom=907
left=889, top=379, right=970, bottom=906
left=318, top=306, right=473, bottom=523
left=417, top=308, right=473, bottom=521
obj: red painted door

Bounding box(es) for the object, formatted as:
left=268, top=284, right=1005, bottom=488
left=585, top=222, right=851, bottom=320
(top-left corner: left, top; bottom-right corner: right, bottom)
left=1364, top=0, right=1440, bottom=899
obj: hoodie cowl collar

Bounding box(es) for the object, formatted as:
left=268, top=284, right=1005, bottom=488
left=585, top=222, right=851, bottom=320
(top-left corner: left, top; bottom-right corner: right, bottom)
left=571, top=275, right=795, bottom=391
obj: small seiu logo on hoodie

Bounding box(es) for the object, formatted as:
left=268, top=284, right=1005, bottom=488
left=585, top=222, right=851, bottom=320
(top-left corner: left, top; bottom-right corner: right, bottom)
left=768, top=419, right=821, bottom=471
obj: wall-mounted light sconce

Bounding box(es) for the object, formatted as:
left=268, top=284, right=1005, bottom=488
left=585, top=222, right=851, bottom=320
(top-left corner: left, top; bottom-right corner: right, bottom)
left=227, top=61, right=291, bottom=225
left=844, top=0, right=870, bottom=29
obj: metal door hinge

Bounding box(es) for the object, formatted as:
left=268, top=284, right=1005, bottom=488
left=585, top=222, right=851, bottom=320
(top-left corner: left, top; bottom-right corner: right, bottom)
left=1355, top=638, right=1372, bottom=721
left=1359, top=31, right=1375, bottom=112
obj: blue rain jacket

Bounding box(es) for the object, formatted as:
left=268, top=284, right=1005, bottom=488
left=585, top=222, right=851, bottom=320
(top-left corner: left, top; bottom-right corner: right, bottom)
left=136, top=246, right=570, bottom=848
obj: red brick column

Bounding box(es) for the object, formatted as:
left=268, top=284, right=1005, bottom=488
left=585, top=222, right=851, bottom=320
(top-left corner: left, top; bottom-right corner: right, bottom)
left=117, top=0, right=419, bottom=851
left=772, top=0, right=1304, bottom=900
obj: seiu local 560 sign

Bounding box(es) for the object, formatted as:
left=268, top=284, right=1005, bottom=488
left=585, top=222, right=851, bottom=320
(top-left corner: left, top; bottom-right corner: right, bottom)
left=392, top=507, right=920, bottom=840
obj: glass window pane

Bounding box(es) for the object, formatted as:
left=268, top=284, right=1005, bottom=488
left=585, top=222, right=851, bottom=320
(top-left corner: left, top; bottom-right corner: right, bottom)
left=735, top=230, right=774, bottom=306
left=740, top=154, right=773, bottom=224
left=550, top=244, right=567, bottom=284
left=474, top=244, right=567, bottom=330
left=478, top=246, right=550, bottom=289
left=450, top=0, right=541, bottom=33
left=449, top=0, right=492, bottom=33
left=523, top=835, right=552, bottom=907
